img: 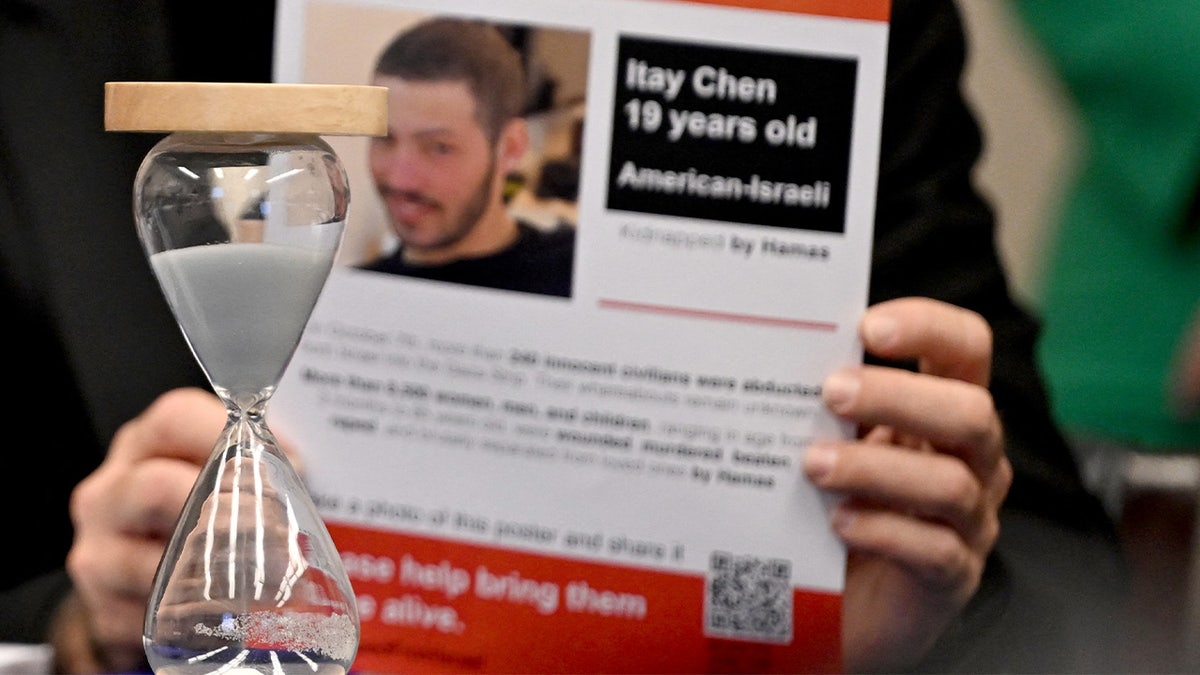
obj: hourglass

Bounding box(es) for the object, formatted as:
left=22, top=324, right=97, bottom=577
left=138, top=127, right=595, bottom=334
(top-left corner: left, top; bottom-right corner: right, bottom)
left=105, top=82, right=387, bottom=674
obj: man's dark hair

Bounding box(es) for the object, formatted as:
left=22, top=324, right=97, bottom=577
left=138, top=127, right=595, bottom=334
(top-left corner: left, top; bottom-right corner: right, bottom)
left=374, top=17, right=527, bottom=142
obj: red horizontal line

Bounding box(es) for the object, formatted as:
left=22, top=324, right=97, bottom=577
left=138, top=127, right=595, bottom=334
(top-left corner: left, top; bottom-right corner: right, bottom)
left=654, top=0, right=890, bottom=22
left=598, top=298, right=838, bottom=331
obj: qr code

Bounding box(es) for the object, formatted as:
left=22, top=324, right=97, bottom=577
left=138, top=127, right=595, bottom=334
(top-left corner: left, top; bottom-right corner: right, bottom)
left=704, top=550, right=793, bottom=644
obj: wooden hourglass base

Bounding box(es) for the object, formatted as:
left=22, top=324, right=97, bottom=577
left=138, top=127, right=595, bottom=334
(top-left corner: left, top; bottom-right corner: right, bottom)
left=103, top=81, right=388, bottom=135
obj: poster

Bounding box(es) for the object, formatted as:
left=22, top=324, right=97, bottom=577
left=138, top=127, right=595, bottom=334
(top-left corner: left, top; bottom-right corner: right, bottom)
left=271, top=1, right=890, bottom=671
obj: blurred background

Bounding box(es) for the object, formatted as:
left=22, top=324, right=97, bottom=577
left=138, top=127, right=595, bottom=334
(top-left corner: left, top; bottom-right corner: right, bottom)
left=961, top=3, right=1200, bottom=671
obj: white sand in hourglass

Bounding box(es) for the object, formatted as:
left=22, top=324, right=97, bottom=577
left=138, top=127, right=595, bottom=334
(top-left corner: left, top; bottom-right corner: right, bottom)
left=151, top=237, right=338, bottom=396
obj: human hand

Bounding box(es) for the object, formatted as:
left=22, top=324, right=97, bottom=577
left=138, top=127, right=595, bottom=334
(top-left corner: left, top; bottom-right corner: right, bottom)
left=803, top=298, right=1012, bottom=673
left=57, top=387, right=226, bottom=673
left=1169, top=303, right=1200, bottom=420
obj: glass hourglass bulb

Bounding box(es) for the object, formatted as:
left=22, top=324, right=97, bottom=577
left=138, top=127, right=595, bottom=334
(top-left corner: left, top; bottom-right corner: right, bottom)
left=105, top=82, right=388, bottom=675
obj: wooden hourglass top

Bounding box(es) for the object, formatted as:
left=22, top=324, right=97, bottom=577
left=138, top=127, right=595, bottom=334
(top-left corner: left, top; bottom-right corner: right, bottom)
left=104, top=81, right=388, bottom=136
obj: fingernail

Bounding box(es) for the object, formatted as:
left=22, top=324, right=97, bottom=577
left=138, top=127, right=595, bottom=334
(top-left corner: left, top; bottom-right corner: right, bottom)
left=822, top=370, right=860, bottom=415
left=861, top=313, right=898, bottom=350
left=804, top=444, right=837, bottom=483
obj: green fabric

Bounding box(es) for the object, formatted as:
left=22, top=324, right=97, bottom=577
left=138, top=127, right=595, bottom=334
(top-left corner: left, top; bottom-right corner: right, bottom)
left=1012, top=0, right=1200, bottom=450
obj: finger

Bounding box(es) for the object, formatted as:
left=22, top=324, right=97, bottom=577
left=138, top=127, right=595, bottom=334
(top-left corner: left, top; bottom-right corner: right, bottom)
left=108, top=387, right=225, bottom=465
left=860, top=298, right=992, bottom=386
left=804, top=442, right=1003, bottom=549
left=68, top=536, right=164, bottom=602
left=831, top=503, right=985, bottom=594
left=822, top=367, right=1005, bottom=477
left=1169, top=311, right=1200, bottom=419
left=70, top=453, right=198, bottom=538
left=121, top=457, right=204, bottom=536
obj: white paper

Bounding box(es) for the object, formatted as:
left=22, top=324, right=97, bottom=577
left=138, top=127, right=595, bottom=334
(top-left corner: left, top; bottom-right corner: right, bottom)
left=270, top=1, right=888, bottom=671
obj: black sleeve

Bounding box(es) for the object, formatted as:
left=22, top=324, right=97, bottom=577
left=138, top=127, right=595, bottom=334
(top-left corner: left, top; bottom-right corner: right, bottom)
left=875, top=1, right=1128, bottom=672
left=0, top=0, right=273, bottom=640
left=0, top=0, right=178, bottom=618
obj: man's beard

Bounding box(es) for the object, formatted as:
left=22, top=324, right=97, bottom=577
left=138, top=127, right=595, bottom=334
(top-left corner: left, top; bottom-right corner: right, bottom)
left=387, top=153, right=496, bottom=256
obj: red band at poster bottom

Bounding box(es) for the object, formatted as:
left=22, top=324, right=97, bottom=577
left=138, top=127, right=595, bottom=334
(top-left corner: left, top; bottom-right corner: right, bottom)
left=329, top=523, right=843, bottom=674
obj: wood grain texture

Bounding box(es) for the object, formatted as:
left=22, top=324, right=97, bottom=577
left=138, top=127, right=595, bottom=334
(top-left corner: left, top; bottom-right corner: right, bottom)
left=104, top=81, right=387, bottom=135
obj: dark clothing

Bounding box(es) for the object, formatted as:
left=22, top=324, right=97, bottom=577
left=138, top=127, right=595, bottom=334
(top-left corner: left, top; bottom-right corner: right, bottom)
left=0, top=0, right=273, bottom=640
left=873, top=2, right=1126, bottom=671
left=2, top=1, right=1126, bottom=672
left=362, top=220, right=576, bottom=298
